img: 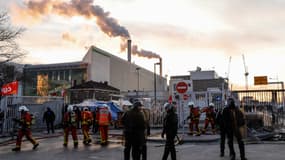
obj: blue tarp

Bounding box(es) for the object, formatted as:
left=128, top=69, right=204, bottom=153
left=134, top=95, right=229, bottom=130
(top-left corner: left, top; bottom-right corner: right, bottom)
left=77, top=101, right=123, bottom=121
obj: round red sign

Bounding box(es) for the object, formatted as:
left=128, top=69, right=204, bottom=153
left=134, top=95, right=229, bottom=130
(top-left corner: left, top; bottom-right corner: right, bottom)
left=176, top=81, right=188, bottom=94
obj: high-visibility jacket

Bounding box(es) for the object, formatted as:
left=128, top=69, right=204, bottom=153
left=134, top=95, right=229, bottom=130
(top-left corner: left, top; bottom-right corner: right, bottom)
left=20, top=112, right=32, bottom=129
left=81, top=111, right=93, bottom=125
left=202, top=107, right=216, bottom=121
left=190, top=107, right=200, bottom=120
left=63, top=111, right=77, bottom=127
left=97, top=107, right=111, bottom=126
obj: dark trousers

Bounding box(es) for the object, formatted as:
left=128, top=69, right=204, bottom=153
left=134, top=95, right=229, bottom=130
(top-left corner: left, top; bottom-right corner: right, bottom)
left=162, top=134, right=176, bottom=160
left=46, top=121, right=54, bottom=133
left=124, top=132, right=145, bottom=160
left=227, top=129, right=246, bottom=159
left=220, top=128, right=226, bottom=154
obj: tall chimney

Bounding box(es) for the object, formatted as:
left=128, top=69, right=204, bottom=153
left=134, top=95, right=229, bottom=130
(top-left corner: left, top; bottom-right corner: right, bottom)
left=159, top=57, right=162, bottom=76
left=127, top=39, right=131, bottom=62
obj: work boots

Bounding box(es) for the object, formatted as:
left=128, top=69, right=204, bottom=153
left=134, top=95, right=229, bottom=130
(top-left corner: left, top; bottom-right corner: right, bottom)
left=33, top=143, right=39, bottom=150
left=12, top=147, right=21, bottom=151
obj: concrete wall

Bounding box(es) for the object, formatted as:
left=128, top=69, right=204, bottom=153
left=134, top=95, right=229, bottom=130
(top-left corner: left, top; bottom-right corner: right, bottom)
left=84, top=46, right=167, bottom=92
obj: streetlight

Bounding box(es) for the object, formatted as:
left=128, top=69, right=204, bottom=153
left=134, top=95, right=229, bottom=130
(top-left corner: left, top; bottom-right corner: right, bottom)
left=154, top=62, right=161, bottom=108
left=136, top=67, right=140, bottom=97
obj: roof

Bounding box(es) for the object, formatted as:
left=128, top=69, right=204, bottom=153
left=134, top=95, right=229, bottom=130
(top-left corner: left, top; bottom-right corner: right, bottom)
left=69, top=80, right=120, bottom=92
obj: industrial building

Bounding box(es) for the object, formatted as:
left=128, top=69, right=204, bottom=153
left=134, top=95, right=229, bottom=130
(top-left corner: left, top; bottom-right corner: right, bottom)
left=23, top=42, right=167, bottom=104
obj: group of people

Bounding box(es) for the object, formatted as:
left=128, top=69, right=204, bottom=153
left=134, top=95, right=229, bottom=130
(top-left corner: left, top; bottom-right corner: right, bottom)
left=10, top=98, right=247, bottom=160
left=62, top=104, right=111, bottom=147
left=187, top=101, right=217, bottom=136
left=11, top=104, right=112, bottom=151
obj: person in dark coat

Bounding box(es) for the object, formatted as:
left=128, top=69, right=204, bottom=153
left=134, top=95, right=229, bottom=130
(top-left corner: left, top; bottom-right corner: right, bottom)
left=161, top=103, right=178, bottom=160
left=222, top=98, right=247, bottom=160
left=216, top=106, right=226, bottom=157
left=121, top=101, right=146, bottom=160
left=43, top=107, right=56, bottom=134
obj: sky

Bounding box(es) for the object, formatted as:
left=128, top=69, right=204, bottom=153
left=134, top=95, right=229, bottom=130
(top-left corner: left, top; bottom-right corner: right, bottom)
left=1, top=0, right=285, bottom=89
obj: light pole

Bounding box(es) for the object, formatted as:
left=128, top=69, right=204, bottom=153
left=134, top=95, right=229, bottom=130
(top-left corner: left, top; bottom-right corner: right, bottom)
left=154, top=62, right=161, bottom=108
left=136, top=67, right=140, bottom=97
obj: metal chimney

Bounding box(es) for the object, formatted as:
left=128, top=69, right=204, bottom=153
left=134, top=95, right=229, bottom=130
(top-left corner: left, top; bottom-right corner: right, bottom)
left=159, top=57, right=162, bottom=76
left=127, top=39, right=131, bottom=62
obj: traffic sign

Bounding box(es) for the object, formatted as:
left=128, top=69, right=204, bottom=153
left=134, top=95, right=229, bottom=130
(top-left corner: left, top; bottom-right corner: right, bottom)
left=183, top=94, right=188, bottom=100
left=254, top=76, right=268, bottom=85
left=176, top=81, right=188, bottom=94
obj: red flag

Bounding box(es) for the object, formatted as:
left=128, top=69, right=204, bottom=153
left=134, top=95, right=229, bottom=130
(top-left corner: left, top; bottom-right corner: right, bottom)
left=1, top=81, right=18, bottom=96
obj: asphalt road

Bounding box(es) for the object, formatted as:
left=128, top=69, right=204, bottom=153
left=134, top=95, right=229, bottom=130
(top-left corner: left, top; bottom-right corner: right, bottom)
left=1, top=135, right=285, bottom=160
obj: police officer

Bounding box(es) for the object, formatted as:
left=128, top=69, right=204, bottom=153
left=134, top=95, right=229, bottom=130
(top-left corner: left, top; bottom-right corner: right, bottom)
left=161, top=103, right=178, bottom=160
left=121, top=100, right=146, bottom=160
left=216, top=104, right=226, bottom=157
left=223, top=98, right=247, bottom=160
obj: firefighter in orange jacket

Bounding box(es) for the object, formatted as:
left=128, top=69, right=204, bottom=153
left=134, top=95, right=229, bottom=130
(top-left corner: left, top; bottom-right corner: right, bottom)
left=96, top=104, right=112, bottom=145
left=81, top=107, right=93, bottom=145
left=187, top=102, right=201, bottom=136
left=12, top=106, right=39, bottom=151
left=63, top=105, right=78, bottom=148
left=202, top=103, right=216, bottom=134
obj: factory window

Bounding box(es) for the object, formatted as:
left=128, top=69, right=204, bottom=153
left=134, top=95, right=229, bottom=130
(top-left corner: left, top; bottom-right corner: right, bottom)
left=64, top=70, right=70, bottom=81
left=59, top=71, right=64, bottom=80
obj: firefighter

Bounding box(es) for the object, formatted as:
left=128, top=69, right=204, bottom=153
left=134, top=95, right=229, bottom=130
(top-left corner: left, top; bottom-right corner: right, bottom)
left=161, top=102, right=178, bottom=160
left=201, top=103, right=216, bottom=134
left=12, top=106, right=39, bottom=151
left=223, top=98, right=247, bottom=160
left=63, top=105, right=78, bottom=148
left=81, top=107, right=93, bottom=145
left=187, top=101, right=201, bottom=136
left=96, top=104, right=111, bottom=145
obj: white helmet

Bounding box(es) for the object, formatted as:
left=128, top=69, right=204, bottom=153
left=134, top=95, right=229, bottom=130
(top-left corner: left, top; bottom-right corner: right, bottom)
left=83, top=107, right=89, bottom=111
left=19, top=106, right=29, bottom=112
left=163, top=102, right=173, bottom=110
left=188, top=101, right=194, bottom=107
left=67, top=105, right=73, bottom=112
left=99, top=104, right=108, bottom=108
left=209, top=103, right=214, bottom=107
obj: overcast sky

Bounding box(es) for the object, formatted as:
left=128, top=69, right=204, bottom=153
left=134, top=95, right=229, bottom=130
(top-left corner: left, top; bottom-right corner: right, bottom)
left=1, top=0, right=285, bottom=89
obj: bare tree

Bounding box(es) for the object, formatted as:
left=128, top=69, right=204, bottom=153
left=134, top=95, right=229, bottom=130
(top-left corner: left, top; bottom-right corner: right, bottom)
left=0, top=11, right=26, bottom=64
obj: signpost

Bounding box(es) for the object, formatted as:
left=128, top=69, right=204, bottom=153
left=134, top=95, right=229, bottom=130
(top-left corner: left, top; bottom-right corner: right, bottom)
left=175, top=81, right=189, bottom=138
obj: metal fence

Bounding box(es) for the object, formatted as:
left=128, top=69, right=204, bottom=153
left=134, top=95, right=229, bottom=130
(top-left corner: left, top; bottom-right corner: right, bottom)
left=0, top=96, right=64, bottom=136
left=231, top=89, right=285, bottom=129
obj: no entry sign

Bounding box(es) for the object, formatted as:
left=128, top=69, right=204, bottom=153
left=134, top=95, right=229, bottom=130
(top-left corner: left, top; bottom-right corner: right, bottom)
left=176, top=81, right=188, bottom=94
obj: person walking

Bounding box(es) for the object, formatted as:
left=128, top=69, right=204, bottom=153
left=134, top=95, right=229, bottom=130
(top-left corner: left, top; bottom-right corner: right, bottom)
left=12, top=106, right=39, bottom=151
left=96, top=104, right=111, bottom=145
left=81, top=107, right=93, bottom=145
left=63, top=105, right=78, bottom=148
left=121, top=101, right=146, bottom=160
left=161, top=103, right=178, bottom=160
left=223, top=98, right=247, bottom=160
left=43, top=107, right=56, bottom=134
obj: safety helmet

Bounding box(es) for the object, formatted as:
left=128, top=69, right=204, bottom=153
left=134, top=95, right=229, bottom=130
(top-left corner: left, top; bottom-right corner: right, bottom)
left=67, top=105, right=73, bottom=112
left=163, top=102, right=173, bottom=111
left=19, top=105, right=29, bottom=112
left=133, top=101, right=143, bottom=108
left=209, top=103, right=214, bottom=107
left=83, top=107, right=89, bottom=111
left=188, top=101, right=194, bottom=107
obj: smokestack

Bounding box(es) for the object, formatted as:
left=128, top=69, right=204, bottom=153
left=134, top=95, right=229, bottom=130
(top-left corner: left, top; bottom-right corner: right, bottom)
left=127, top=39, right=131, bottom=62
left=159, top=58, right=162, bottom=76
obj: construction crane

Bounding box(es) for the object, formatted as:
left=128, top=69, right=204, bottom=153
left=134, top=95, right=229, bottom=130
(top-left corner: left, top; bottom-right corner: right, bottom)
left=226, top=56, right=232, bottom=81
left=242, top=54, right=249, bottom=90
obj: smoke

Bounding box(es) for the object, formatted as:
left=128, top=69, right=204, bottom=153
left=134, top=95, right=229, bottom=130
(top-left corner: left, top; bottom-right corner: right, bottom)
left=62, top=32, right=77, bottom=43
left=15, top=0, right=160, bottom=59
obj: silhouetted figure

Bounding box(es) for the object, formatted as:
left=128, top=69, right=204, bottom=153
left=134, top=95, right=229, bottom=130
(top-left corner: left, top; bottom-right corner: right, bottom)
left=43, top=107, right=56, bottom=134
